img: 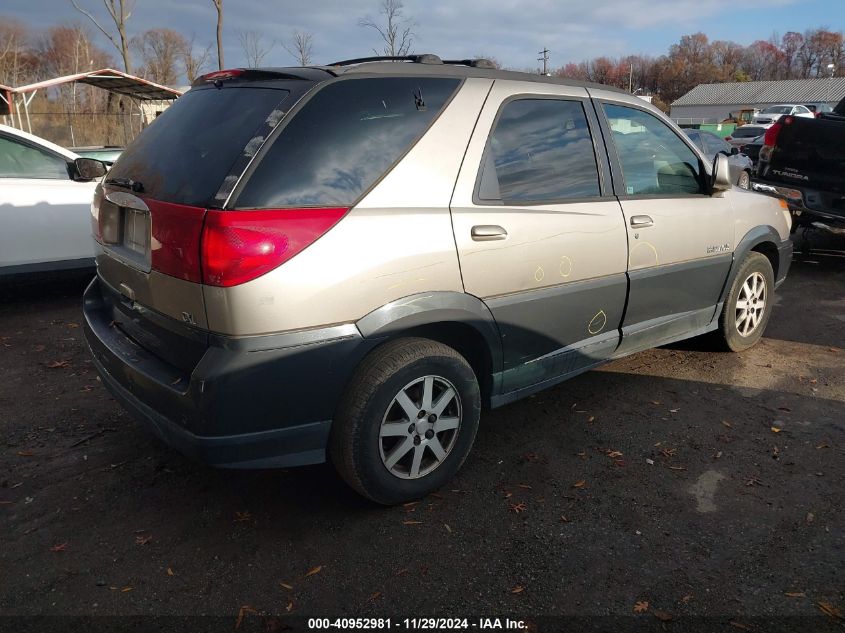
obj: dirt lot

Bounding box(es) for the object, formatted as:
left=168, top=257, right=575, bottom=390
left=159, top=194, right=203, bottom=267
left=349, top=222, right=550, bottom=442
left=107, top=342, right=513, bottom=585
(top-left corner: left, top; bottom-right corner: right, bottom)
left=1, top=233, right=843, bottom=632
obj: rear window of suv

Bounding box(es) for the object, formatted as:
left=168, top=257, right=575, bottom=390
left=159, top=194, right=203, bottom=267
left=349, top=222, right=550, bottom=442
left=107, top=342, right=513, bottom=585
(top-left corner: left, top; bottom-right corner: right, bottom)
left=233, top=76, right=461, bottom=209
left=106, top=86, right=292, bottom=207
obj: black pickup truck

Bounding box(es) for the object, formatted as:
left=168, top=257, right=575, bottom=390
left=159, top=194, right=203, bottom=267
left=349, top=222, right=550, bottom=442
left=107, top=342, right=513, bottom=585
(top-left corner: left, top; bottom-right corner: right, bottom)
left=753, top=96, right=845, bottom=231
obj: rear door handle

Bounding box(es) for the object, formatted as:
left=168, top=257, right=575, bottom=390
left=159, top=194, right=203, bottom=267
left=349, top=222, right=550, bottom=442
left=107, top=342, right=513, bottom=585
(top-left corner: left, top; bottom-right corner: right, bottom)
left=630, top=215, right=654, bottom=228
left=471, top=225, right=508, bottom=241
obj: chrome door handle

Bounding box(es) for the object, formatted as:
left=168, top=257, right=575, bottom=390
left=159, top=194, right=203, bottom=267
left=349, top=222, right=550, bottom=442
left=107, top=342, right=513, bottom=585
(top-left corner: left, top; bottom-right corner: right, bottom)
left=471, top=225, right=508, bottom=241
left=630, top=215, right=654, bottom=228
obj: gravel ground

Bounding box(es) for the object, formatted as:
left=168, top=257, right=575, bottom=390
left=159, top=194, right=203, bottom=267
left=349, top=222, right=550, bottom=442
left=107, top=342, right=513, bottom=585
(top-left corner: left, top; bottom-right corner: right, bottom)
left=1, top=233, right=843, bottom=632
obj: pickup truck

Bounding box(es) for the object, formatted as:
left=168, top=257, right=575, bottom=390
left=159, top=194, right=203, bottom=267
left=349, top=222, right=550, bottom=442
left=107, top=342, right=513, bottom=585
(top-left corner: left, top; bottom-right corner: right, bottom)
left=753, top=96, right=845, bottom=232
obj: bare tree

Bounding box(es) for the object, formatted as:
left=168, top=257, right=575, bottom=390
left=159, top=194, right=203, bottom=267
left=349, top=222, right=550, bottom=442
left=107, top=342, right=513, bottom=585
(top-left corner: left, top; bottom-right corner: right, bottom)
left=182, top=34, right=212, bottom=83
left=282, top=30, right=314, bottom=66
left=0, top=19, right=35, bottom=87
left=211, top=0, right=224, bottom=69
left=134, top=28, right=186, bottom=85
left=359, top=0, right=415, bottom=57
left=69, top=0, right=135, bottom=73
left=237, top=29, right=273, bottom=68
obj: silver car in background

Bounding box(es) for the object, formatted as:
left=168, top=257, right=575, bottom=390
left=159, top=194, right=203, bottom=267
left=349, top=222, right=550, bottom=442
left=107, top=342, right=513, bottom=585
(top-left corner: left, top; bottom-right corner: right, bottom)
left=684, top=129, right=754, bottom=189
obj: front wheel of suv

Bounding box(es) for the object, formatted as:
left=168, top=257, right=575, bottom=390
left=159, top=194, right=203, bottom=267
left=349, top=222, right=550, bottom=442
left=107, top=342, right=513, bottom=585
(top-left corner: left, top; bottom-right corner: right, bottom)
left=330, top=337, right=481, bottom=505
left=714, top=252, right=775, bottom=352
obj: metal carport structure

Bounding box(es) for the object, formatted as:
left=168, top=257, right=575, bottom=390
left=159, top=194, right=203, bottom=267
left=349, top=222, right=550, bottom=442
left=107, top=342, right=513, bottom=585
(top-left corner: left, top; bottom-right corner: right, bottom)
left=4, top=68, right=182, bottom=137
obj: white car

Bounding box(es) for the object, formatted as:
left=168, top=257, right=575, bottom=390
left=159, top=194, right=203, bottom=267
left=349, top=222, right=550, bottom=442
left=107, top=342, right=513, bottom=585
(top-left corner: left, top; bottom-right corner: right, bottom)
left=752, top=104, right=816, bottom=125
left=0, top=124, right=104, bottom=276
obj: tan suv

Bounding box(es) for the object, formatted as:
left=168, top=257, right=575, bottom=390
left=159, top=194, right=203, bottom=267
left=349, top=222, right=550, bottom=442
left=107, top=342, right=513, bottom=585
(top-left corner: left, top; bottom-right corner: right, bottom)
left=83, top=55, right=792, bottom=504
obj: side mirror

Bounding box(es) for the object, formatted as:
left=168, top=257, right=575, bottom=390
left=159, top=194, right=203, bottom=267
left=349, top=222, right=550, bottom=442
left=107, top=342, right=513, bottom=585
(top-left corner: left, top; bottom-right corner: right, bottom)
left=711, top=153, right=732, bottom=193
left=72, top=157, right=107, bottom=181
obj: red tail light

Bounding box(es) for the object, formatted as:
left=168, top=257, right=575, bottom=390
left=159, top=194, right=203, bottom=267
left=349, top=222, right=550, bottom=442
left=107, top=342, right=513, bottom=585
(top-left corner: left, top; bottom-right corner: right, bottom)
left=763, top=122, right=783, bottom=147
left=149, top=200, right=206, bottom=283
left=200, top=207, right=348, bottom=287
left=725, top=136, right=732, bottom=141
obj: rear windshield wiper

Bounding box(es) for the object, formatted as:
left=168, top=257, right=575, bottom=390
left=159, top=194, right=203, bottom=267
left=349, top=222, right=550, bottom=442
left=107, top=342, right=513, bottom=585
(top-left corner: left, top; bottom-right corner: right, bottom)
left=105, top=176, right=144, bottom=193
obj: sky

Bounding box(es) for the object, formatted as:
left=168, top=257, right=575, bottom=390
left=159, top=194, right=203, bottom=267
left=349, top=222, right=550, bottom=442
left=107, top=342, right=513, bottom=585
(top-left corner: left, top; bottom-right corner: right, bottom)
left=4, top=0, right=844, bottom=78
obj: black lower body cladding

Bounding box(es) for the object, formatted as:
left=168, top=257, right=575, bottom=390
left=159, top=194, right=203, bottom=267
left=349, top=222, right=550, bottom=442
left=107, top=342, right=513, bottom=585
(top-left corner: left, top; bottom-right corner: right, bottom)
left=83, top=276, right=375, bottom=468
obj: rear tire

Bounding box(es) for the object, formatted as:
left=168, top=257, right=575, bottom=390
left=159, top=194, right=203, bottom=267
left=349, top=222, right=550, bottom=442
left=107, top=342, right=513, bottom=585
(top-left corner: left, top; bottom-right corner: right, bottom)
left=330, top=337, right=481, bottom=505
left=713, top=252, right=774, bottom=352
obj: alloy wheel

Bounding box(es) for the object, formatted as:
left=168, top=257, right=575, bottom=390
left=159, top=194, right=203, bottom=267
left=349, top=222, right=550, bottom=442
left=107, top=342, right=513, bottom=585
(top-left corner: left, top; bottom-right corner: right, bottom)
left=735, top=271, right=767, bottom=337
left=378, top=375, right=462, bottom=479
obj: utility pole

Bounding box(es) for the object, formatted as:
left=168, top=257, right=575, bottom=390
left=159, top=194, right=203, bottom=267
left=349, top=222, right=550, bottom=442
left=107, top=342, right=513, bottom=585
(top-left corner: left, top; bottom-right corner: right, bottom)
left=537, top=47, right=549, bottom=75
left=629, top=62, right=634, bottom=92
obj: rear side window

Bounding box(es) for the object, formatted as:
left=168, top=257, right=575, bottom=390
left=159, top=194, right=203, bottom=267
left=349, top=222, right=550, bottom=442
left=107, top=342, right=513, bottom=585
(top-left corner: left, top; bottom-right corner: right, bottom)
left=478, top=98, right=600, bottom=204
left=0, top=135, right=68, bottom=179
left=234, top=77, right=461, bottom=209
left=603, top=103, right=703, bottom=196
left=107, top=87, right=291, bottom=206
left=732, top=126, right=764, bottom=138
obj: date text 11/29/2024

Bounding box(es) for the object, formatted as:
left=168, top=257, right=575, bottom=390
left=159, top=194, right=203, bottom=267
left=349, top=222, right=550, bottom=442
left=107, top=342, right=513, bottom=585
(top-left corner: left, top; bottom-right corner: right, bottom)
left=307, top=618, right=528, bottom=630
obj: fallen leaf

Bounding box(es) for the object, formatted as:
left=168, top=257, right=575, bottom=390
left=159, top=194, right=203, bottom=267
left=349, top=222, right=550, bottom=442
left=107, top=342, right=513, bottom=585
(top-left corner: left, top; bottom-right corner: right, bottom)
left=771, top=427, right=781, bottom=433
left=502, top=492, right=513, bottom=499
left=806, top=512, right=815, bottom=524
left=403, top=501, right=419, bottom=507
left=645, top=458, right=655, bottom=465
left=135, top=534, right=152, bottom=545
left=286, top=601, right=294, bottom=612
left=653, top=609, right=672, bottom=622
left=606, top=450, right=623, bottom=458
left=633, top=600, right=649, bottom=613
left=721, top=421, right=733, bottom=428
left=46, top=360, right=70, bottom=369
left=235, top=605, right=258, bottom=629
left=669, top=466, right=687, bottom=471
left=444, top=524, right=452, bottom=533
left=368, top=592, right=382, bottom=602
left=234, top=511, right=252, bottom=522
left=17, top=450, right=34, bottom=457
left=559, top=515, right=569, bottom=523
left=587, top=416, right=595, bottom=423
left=573, top=480, right=587, bottom=488
left=509, top=502, right=528, bottom=513
left=785, top=592, right=805, bottom=598
left=670, top=408, right=680, bottom=413
left=305, top=566, right=323, bottom=577
left=818, top=602, right=842, bottom=619
left=650, top=400, right=661, bottom=405
left=817, top=443, right=830, bottom=449
left=33, top=345, right=45, bottom=352
left=121, top=587, right=133, bottom=593
left=681, top=594, right=692, bottom=603
left=167, top=567, right=174, bottom=577
left=729, top=622, right=750, bottom=630
left=511, top=585, right=525, bottom=594
left=50, top=542, right=68, bottom=552
left=402, top=520, right=423, bottom=525
left=67, top=323, right=80, bottom=329
left=279, top=582, right=293, bottom=590
left=517, top=484, right=532, bottom=489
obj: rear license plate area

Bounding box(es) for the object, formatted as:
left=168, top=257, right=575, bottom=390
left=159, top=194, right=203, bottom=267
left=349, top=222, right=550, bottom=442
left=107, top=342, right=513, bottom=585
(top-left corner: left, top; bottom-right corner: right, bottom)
left=103, top=205, right=151, bottom=271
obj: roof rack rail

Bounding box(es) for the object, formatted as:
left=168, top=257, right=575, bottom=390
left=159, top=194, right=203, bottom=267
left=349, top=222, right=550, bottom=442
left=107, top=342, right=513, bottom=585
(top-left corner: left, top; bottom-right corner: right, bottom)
left=442, top=58, right=497, bottom=70
left=329, top=54, right=443, bottom=67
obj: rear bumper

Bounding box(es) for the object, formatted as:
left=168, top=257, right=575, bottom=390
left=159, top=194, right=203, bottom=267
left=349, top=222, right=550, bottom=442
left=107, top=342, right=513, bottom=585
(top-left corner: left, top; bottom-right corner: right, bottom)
left=83, top=276, right=373, bottom=468
left=752, top=179, right=845, bottom=225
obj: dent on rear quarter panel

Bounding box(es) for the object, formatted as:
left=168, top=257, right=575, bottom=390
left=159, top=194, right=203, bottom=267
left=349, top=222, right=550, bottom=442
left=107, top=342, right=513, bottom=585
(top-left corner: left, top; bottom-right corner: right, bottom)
left=202, top=78, right=496, bottom=337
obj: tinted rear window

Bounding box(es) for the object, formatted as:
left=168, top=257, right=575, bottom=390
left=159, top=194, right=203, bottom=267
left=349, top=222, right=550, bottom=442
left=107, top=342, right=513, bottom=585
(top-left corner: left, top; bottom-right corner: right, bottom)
left=234, top=77, right=461, bottom=209
left=107, top=86, right=291, bottom=207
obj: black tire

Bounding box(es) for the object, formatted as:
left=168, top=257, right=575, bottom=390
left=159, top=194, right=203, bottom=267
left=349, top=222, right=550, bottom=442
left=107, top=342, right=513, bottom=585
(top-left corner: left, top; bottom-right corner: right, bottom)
left=714, top=252, right=775, bottom=352
left=330, top=337, right=481, bottom=505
